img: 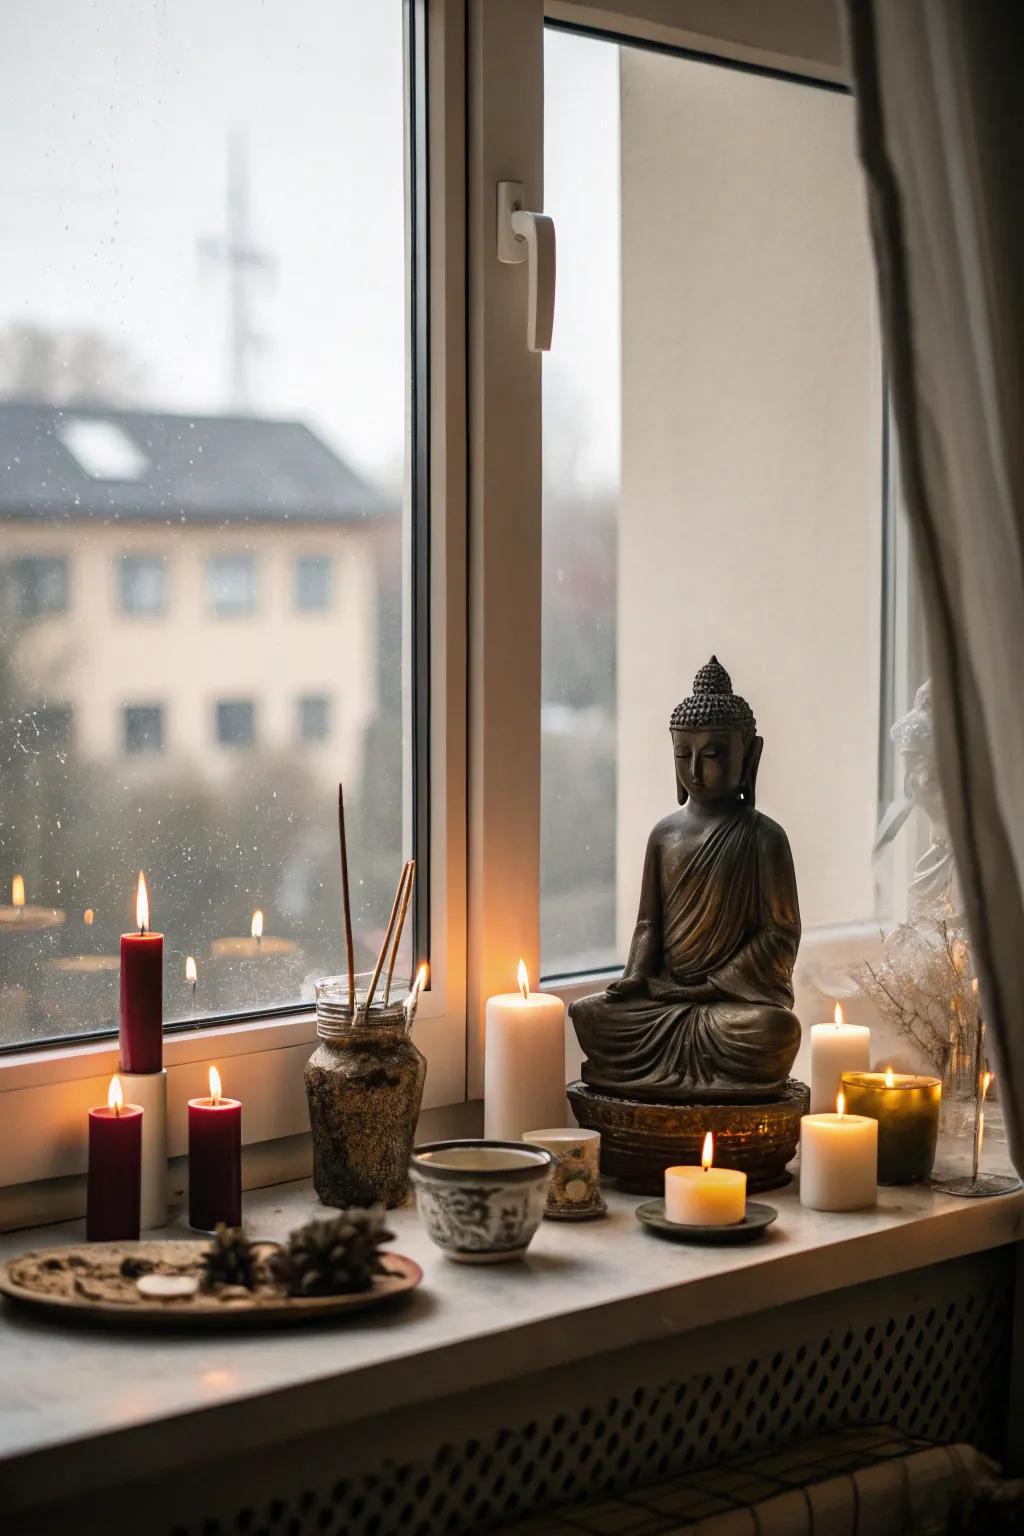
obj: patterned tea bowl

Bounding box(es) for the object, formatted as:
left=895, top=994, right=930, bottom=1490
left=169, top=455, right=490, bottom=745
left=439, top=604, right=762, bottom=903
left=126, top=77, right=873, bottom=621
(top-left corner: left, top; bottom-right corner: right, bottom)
left=410, top=1140, right=555, bottom=1263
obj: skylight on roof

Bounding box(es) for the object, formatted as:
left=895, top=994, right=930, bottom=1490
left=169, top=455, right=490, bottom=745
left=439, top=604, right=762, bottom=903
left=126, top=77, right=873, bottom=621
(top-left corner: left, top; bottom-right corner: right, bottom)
left=59, top=418, right=149, bottom=482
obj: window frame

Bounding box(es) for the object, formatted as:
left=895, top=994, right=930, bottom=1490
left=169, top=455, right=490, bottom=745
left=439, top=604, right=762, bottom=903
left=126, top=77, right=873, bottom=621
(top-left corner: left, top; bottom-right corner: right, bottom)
left=0, top=0, right=860, bottom=1206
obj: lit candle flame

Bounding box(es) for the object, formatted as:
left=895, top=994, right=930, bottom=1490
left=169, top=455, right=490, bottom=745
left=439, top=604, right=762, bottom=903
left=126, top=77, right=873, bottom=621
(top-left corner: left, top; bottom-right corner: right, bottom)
left=981, top=1070, right=994, bottom=1104
left=209, top=1065, right=222, bottom=1105
left=12, top=874, right=25, bottom=908
left=836, top=1090, right=845, bottom=1118
left=185, top=956, right=197, bottom=984
left=833, top=1002, right=844, bottom=1026
left=410, top=962, right=429, bottom=1004
left=517, top=959, right=529, bottom=1001
left=108, top=1075, right=124, bottom=1116
left=251, top=909, right=264, bottom=941
left=885, top=1066, right=895, bottom=1089
left=701, top=1130, right=714, bottom=1171
left=135, top=870, right=149, bottom=934
left=84, top=907, right=95, bottom=926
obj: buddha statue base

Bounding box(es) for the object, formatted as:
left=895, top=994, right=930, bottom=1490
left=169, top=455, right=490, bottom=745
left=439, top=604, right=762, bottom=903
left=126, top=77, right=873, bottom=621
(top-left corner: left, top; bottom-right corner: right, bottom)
left=566, top=1078, right=810, bottom=1194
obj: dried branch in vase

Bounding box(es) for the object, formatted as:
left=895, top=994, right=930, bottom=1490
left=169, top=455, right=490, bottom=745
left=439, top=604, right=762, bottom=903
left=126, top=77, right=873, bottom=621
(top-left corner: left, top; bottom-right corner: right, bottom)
left=855, top=912, right=976, bottom=1080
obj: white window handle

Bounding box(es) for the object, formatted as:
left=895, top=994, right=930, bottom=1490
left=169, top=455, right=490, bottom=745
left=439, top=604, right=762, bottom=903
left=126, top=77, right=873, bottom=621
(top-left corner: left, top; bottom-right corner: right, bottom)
left=497, top=180, right=556, bottom=353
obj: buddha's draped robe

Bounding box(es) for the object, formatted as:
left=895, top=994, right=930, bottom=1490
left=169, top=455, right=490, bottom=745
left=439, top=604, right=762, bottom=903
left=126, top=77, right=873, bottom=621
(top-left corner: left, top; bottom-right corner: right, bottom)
left=572, top=807, right=801, bottom=1101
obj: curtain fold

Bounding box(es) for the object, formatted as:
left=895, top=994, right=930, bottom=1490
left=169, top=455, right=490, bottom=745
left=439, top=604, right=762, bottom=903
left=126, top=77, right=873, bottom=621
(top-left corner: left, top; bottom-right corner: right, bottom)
left=844, top=0, right=1024, bottom=1169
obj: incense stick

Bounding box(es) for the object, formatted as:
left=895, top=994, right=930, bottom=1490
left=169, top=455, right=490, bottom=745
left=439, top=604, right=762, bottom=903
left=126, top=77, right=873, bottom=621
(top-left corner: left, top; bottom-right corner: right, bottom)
left=383, top=859, right=415, bottom=1005
left=364, top=860, right=412, bottom=1013
left=338, top=784, right=356, bottom=1009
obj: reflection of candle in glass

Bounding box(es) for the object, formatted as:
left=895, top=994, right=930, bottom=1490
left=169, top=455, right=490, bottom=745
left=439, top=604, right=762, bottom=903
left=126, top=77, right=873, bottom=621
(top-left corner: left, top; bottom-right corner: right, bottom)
left=188, top=1065, right=242, bottom=1231
left=0, top=875, right=66, bottom=931
left=974, top=1071, right=994, bottom=1181
left=186, top=955, right=198, bottom=1019
left=252, top=909, right=263, bottom=952
left=119, top=871, right=164, bottom=1074
left=84, top=907, right=95, bottom=926
left=484, top=961, right=567, bottom=1140
left=12, top=875, right=25, bottom=912
left=664, top=1132, right=747, bottom=1225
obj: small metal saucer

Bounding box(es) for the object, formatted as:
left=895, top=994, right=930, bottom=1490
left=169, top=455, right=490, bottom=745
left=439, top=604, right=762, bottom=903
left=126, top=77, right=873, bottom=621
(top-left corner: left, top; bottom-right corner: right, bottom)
left=636, top=1199, right=778, bottom=1244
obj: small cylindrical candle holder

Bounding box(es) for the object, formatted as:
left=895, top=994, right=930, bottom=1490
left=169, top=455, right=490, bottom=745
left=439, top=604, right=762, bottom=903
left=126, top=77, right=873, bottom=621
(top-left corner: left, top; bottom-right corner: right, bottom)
left=840, top=1071, right=941, bottom=1184
left=118, top=1068, right=168, bottom=1227
left=523, top=1128, right=606, bottom=1219
left=799, top=1105, right=877, bottom=1211
left=188, top=1068, right=242, bottom=1230
left=87, top=1079, right=143, bottom=1241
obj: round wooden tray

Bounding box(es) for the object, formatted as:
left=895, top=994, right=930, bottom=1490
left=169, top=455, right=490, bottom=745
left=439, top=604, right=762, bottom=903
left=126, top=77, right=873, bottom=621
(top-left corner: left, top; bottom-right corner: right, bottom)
left=0, top=1241, right=423, bottom=1329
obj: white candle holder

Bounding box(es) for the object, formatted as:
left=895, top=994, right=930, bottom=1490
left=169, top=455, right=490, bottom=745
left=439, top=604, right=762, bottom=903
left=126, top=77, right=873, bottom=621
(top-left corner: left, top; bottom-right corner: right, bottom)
left=117, top=1068, right=168, bottom=1228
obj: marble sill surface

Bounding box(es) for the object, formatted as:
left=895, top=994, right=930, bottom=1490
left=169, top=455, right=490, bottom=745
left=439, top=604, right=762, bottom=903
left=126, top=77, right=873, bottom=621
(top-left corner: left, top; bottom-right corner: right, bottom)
left=1, top=1140, right=1022, bottom=1510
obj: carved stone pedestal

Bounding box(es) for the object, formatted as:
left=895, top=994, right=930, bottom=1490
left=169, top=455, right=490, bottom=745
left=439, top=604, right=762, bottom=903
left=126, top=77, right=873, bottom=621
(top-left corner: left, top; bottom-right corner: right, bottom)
left=566, top=1079, right=810, bottom=1194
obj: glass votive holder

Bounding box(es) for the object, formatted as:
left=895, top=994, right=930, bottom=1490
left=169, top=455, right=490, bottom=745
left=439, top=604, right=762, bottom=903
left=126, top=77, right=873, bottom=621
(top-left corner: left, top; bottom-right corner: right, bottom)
left=522, top=1128, right=606, bottom=1220
left=840, top=1070, right=942, bottom=1184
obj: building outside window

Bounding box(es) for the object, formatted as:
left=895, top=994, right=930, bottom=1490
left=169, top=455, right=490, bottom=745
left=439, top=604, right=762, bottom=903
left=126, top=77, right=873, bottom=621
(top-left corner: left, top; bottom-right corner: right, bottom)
left=119, top=554, right=167, bottom=616
left=7, top=556, right=68, bottom=620
left=298, top=693, right=330, bottom=743
left=207, top=554, right=257, bottom=617
left=216, top=699, right=256, bottom=748
left=123, top=704, right=164, bottom=756
left=295, top=555, right=332, bottom=613
left=25, top=703, right=73, bottom=752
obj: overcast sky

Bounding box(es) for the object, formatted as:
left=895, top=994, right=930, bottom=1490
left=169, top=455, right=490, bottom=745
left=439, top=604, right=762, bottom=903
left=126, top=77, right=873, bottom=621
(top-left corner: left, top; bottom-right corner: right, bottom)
left=0, top=2, right=620, bottom=495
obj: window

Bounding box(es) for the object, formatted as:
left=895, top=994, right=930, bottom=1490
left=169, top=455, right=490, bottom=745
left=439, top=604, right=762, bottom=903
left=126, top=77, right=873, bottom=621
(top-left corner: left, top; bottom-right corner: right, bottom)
left=540, top=30, right=891, bottom=976
left=119, top=554, right=167, bottom=616
left=123, top=704, right=164, bottom=755
left=216, top=699, right=255, bottom=749
left=207, top=554, right=257, bottom=618
left=295, top=556, right=332, bottom=613
left=7, top=556, right=68, bottom=620
left=0, top=0, right=419, bottom=1053
left=24, top=703, right=73, bottom=752
left=298, top=694, right=331, bottom=743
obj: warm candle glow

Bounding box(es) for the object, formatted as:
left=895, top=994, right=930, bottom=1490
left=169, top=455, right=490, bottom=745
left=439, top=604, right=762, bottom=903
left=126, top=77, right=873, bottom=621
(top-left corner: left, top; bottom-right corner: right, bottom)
left=11, top=874, right=25, bottom=908
left=251, top=909, right=264, bottom=940
left=981, top=1070, right=994, bottom=1103
left=185, top=956, right=198, bottom=984
left=517, top=959, right=530, bottom=1001
left=135, top=870, right=149, bottom=934
left=108, top=1075, right=124, bottom=1116
left=410, top=961, right=429, bottom=1003
left=836, top=1090, right=845, bottom=1118
left=701, top=1130, right=714, bottom=1171
left=833, top=1002, right=844, bottom=1026
left=209, top=1065, right=222, bottom=1105
left=885, top=1066, right=895, bottom=1088
left=84, top=907, right=95, bottom=926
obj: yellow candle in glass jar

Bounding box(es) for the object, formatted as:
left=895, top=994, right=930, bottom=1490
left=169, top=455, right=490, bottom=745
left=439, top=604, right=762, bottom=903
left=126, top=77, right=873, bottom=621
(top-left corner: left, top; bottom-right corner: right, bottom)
left=840, top=1069, right=941, bottom=1184
left=664, top=1133, right=746, bottom=1225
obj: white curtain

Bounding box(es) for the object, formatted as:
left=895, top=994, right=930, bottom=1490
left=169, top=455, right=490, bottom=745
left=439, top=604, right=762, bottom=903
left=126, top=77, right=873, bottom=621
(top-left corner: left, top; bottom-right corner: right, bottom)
left=844, top=0, right=1024, bottom=1169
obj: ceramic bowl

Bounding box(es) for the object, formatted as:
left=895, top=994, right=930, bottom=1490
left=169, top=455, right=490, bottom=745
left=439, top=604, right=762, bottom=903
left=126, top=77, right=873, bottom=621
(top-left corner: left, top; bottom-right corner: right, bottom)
left=410, top=1140, right=555, bottom=1263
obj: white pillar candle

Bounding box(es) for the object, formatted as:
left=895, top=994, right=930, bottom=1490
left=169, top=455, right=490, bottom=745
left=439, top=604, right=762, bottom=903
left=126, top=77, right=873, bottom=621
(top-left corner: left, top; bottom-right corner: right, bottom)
left=484, top=961, right=566, bottom=1141
left=800, top=1093, right=877, bottom=1211
left=810, top=1003, right=871, bottom=1112
left=117, top=1066, right=167, bottom=1228
left=664, top=1134, right=746, bottom=1225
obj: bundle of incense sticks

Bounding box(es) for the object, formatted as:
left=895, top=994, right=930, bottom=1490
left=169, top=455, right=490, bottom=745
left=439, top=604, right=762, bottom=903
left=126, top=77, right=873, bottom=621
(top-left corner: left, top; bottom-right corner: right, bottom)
left=337, top=784, right=416, bottom=1014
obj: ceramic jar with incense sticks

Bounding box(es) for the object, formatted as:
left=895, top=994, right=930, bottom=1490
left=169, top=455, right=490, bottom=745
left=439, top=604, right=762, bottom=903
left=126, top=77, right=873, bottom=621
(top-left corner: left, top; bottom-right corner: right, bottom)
left=306, top=972, right=427, bottom=1209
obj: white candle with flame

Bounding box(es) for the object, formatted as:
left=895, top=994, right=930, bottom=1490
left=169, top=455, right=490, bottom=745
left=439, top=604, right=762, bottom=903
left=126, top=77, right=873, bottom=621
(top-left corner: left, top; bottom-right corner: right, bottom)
left=810, top=1003, right=871, bottom=1112
left=800, top=1090, right=877, bottom=1211
left=664, top=1132, right=747, bottom=1225
left=484, top=960, right=567, bottom=1140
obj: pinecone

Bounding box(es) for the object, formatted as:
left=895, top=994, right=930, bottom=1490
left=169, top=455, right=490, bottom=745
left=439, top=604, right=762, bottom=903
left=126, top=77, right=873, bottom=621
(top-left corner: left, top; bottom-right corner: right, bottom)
left=275, top=1207, right=394, bottom=1296
left=201, top=1224, right=257, bottom=1291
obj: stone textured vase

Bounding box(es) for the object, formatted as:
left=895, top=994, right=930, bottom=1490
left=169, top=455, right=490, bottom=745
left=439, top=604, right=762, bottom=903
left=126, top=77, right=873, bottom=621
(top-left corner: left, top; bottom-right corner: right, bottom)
left=306, top=974, right=426, bottom=1210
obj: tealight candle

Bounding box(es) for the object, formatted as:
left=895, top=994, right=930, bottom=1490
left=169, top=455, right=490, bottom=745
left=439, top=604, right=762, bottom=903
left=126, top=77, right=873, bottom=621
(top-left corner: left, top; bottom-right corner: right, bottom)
left=840, top=1068, right=941, bottom=1184
left=664, top=1133, right=746, bottom=1225
left=87, top=1076, right=143, bottom=1241
left=188, top=1066, right=242, bottom=1230
left=484, top=961, right=567, bottom=1140
left=800, top=1092, right=877, bottom=1211
left=809, top=1003, right=871, bottom=1112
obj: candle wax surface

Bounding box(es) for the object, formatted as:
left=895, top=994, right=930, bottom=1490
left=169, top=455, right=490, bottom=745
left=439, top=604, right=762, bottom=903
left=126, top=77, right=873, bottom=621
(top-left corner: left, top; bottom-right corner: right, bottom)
left=87, top=1103, right=143, bottom=1241
left=840, top=1072, right=941, bottom=1185
left=664, top=1164, right=747, bottom=1226
left=187, top=1095, right=242, bottom=1231
left=799, top=1111, right=877, bottom=1212
left=119, top=930, right=164, bottom=1074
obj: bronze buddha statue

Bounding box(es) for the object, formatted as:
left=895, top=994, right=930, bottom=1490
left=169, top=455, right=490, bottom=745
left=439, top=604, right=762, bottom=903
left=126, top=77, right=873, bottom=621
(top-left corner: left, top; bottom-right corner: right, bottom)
left=570, top=658, right=802, bottom=1103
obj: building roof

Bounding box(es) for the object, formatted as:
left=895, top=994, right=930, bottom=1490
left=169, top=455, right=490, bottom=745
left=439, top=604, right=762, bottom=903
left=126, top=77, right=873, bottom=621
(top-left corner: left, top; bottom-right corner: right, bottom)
left=0, top=402, right=390, bottom=524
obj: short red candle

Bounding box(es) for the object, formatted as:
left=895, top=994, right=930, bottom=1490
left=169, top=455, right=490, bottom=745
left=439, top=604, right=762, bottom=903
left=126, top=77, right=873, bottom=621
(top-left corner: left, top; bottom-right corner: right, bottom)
left=188, top=1076, right=242, bottom=1230
left=87, top=1090, right=142, bottom=1241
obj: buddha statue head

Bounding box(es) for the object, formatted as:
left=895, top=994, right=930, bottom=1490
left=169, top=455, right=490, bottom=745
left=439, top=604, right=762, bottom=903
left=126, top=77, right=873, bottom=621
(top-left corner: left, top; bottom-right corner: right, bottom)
left=670, top=657, right=763, bottom=808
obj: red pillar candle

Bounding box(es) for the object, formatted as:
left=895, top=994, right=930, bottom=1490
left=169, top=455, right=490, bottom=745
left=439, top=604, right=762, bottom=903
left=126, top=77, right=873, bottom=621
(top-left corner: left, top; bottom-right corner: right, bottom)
left=120, top=870, right=164, bottom=1074
left=188, top=1066, right=242, bottom=1230
left=87, top=1076, right=143, bottom=1241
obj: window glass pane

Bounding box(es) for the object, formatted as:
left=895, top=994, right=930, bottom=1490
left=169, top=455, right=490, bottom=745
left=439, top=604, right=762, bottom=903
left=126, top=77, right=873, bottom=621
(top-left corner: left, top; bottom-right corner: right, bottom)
left=541, top=31, right=893, bottom=976
left=0, top=0, right=411, bottom=1046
